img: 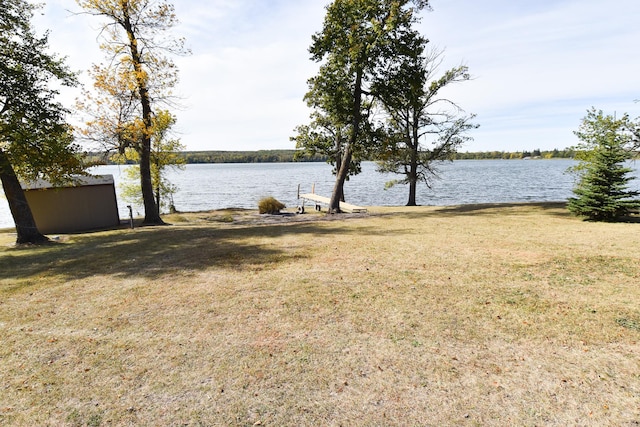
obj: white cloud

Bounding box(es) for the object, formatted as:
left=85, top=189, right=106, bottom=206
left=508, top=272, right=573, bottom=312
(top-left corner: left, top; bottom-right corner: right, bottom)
left=170, top=1, right=324, bottom=150
left=420, top=0, right=640, bottom=150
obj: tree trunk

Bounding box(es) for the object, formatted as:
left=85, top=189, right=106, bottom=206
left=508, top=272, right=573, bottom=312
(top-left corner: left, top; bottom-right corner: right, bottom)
left=334, top=129, right=346, bottom=203
left=329, top=144, right=352, bottom=213
left=139, top=140, right=163, bottom=224
left=329, top=69, right=363, bottom=213
left=333, top=144, right=346, bottom=203
left=0, top=150, right=48, bottom=244
left=407, top=121, right=419, bottom=206
left=155, top=184, right=160, bottom=216
left=407, top=174, right=417, bottom=206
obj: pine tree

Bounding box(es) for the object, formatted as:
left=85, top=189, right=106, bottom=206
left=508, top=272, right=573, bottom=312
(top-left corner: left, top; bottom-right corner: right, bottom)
left=568, top=109, right=640, bottom=221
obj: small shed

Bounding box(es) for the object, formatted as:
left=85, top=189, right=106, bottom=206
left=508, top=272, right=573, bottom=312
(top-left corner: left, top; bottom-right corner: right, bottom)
left=22, top=175, right=120, bottom=234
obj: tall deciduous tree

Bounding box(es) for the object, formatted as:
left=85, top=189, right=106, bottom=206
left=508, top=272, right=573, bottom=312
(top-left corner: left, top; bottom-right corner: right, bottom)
left=568, top=109, right=640, bottom=221
left=76, top=0, right=187, bottom=225
left=292, top=59, right=367, bottom=202
left=1, top=0, right=83, bottom=244
left=377, top=48, right=477, bottom=206
left=298, top=0, right=430, bottom=213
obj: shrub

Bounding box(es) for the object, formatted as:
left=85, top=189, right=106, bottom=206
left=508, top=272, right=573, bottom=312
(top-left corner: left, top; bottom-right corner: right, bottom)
left=258, top=197, right=286, bottom=214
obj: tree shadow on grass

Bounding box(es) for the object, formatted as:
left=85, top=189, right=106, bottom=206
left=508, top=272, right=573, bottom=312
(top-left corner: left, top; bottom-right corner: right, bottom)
left=432, top=201, right=572, bottom=217
left=369, top=202, right=573, bottom=221
left=0, top=221, right=352, bottom=286
left=580, top=214, right=640, bottom=224
left=431, top=202, right=640, bottom=222
left=430, top=201, right=640, bottom=223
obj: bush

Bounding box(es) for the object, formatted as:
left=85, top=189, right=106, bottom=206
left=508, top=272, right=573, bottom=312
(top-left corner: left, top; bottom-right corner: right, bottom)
left=258, top=197, right=286, bottom=214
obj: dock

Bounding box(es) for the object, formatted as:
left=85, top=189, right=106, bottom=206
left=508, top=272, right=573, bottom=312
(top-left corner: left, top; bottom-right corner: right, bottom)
left=297, top=185, right=367, bottom=213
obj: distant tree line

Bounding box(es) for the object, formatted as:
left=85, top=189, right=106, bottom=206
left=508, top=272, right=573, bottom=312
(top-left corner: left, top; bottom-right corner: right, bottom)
left=86, top=148, right=585, bottom=165
left=180, top=150, right=328, bottom=164
left=453, top=148, right=579, bottom=160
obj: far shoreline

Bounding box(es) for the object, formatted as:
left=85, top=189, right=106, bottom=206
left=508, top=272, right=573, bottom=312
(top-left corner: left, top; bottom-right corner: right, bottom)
left=84, top=148, right=579, bottom=165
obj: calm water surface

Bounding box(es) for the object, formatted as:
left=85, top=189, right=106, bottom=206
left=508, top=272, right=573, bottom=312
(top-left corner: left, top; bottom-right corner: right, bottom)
left=2, top=159, right=639, bottom=228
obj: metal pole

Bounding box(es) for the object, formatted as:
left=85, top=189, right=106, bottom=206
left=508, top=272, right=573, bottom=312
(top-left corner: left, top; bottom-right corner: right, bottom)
left=127, top=205, right=134, bottom=229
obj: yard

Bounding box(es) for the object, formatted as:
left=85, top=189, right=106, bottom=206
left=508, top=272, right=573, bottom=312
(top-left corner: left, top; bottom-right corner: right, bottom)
left=1, top=203, right=639, bottom=426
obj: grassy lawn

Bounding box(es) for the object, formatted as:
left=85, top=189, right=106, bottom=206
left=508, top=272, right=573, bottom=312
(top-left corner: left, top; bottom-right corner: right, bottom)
left=1, top=203, right=639, bottom=426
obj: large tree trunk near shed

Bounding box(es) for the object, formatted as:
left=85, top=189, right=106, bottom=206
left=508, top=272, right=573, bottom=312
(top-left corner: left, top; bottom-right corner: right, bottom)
left=0, top=149, right=48, bottom=244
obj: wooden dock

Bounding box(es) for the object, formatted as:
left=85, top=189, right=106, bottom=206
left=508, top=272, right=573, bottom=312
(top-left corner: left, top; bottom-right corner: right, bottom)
left=297, top=186, right=367, bottom=213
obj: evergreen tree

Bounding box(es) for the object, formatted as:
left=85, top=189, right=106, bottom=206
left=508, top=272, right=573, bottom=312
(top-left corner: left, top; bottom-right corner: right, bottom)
left=568, top=109, right=640, bottom=221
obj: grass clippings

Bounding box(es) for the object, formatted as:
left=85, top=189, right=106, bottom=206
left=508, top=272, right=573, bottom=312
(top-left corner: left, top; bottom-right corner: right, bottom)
left=0, top=202, right=639, bottom=426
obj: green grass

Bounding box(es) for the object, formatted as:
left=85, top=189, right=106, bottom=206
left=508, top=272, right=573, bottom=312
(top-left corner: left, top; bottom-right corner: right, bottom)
left=1, top=203, right=639, bottom=426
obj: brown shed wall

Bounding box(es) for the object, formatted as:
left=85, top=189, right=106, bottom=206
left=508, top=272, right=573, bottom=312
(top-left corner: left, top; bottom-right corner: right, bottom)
left=25, top=184, right=120, bottom=234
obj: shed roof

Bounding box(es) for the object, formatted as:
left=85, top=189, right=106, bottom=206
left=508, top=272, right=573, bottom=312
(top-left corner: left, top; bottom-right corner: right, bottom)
left=21, top=175, right=114, bottom=191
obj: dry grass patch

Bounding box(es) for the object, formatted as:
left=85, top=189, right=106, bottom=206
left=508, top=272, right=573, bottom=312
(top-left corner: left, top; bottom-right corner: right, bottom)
left=1, top=203, right=639, bottom=426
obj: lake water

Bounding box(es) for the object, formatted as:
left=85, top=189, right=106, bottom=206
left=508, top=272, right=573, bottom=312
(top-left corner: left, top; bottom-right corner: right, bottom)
left=2, top=159, right=639, bottom=227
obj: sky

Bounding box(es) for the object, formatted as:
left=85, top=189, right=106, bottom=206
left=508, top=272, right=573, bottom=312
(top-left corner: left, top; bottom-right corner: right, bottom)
left=33, top=0, right=640, bottom=153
